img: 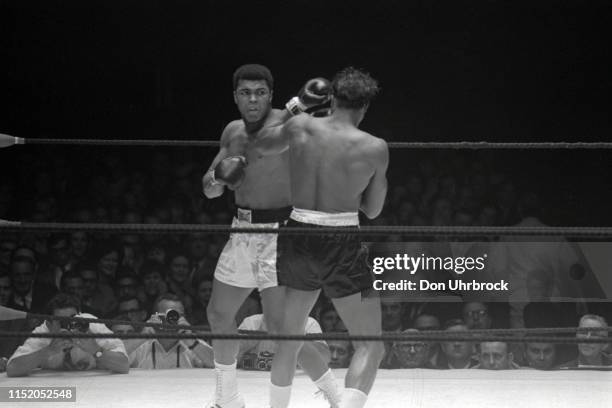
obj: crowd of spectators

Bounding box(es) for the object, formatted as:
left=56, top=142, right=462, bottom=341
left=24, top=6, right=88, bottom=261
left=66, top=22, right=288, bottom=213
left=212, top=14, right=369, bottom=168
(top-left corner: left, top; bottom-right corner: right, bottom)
left=0, top=147, right=610, bottom=374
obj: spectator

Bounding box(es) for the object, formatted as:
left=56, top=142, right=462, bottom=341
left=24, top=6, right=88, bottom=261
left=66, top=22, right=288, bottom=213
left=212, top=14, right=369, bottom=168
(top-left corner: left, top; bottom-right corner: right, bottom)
left=145, top=241, right=167, bottom=264
left=74, top=263, right=106, bottom=316
left=87, top=243, right=122, bottom=316
left=94, top=242, right=122, bottom=287
left=59, top=270, right=97, bottom=315
left=8, top=256, right=56, bottom=313
left=413, top=313, right=441, bottom=368
left=127, top=293, right=213, bottom=369
left=116, top=297, right=148, bottom=325
left=386, top=329, right=434, bottom=369
left=69, top=231, right=90, bottom=265
left=41, top=234, right=72, bottom=289
left=190, top=278, right=212, bottom=328
left=437, top=319, right=477, bottom=369
left=10, top=246, right=40, bottom=283
left=77, top=262, right=113, bottom=317
left=474, top=341, right=518, bottom=370
left=6, top=293, right=129, bottom=376
left=138, top=259, right=168, bottom=315
left=462, top=302, right=492, bottom=330
left=558, top=314, right=611, bottom=368
left=187, top=233, right=209, bottom=275
left=328, top=339, right=353, bottom=368
left=115, top=269, right=141, bottom=301
left=166, top=252, right=194, bottom=316
left=523, top=340, right=557, bottom=370
left=318, top=303, right=343, bottom=333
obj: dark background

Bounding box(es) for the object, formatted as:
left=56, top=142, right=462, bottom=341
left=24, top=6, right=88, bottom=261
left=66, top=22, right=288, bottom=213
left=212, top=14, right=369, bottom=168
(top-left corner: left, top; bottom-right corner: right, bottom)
left=1, top=0, right=611, bottom=224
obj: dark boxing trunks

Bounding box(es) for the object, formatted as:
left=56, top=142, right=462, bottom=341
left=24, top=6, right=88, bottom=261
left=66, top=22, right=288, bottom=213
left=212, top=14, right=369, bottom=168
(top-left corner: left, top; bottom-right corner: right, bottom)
left=277, top=218, right=373, bottom=298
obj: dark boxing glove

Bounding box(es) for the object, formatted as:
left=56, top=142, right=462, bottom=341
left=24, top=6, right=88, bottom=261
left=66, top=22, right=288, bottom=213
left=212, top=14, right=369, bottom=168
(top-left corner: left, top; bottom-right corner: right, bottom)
left=211, top=156, right=247, bottom=188
left=285, top=77, right=331, bottom=116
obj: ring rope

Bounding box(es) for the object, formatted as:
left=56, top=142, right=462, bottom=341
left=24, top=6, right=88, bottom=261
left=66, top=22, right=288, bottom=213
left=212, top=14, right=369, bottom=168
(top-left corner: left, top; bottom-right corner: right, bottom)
left=9, top=137, right=612, bottom=150
left=21, top=314, right=612, bottom=335
left=22, top=313, right=612, bottom=337
left=0, top=330, right=608, bottom=344
left=2, top=220, right=612, bottom=238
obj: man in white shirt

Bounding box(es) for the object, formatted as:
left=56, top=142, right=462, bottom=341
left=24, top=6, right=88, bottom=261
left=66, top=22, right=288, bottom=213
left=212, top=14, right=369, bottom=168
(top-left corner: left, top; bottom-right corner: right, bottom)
left=6, top=293, right=129, bottom=376
left=127, top=293, right=214, bottom=369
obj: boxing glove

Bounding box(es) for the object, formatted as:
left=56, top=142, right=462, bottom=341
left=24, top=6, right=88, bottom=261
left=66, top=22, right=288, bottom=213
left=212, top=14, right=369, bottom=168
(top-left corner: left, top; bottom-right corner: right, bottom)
left=286, top=77, right=331, bottom=116
left=211, top=156, right=247, bottom=188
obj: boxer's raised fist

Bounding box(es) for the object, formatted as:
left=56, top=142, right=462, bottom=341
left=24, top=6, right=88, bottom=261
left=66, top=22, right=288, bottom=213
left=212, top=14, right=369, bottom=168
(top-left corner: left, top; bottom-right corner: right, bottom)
left=286, top=77, right=331, bottom=116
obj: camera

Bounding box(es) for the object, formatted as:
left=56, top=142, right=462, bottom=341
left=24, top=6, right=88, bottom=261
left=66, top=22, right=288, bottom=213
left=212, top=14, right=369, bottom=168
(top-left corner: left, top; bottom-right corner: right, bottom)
left=156, top=309, right=180, bottom=326
left=60, top=319, right=90, bottom=333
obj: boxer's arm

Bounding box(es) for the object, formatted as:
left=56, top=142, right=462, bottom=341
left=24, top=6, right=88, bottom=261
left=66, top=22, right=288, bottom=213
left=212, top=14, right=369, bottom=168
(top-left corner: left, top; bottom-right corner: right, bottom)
left=254, top=114, right=308, bottom=156
left=202, top=123, right=237, bottom=198
left=360, top=139, right=389, bottom=219
left=255, top=78, right=331, bottom=156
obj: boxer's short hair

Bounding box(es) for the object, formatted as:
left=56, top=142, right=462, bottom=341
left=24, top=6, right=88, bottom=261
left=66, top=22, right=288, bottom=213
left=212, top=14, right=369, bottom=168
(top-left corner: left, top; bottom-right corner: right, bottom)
left=233, top=64, right=274, bottom=90
left=332, top=67, right=380, bottom=109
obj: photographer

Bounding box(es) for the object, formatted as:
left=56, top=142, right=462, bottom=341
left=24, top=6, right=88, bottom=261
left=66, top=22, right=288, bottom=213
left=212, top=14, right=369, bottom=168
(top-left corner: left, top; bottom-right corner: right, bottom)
left=6, top=293, right=129, bottom=377
left=127, top=293, right=213, bottom=369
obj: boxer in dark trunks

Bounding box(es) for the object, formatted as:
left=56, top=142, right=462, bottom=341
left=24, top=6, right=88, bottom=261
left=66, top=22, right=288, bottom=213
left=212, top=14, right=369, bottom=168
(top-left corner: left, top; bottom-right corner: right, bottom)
left=256, top=67, right=389, bottom=408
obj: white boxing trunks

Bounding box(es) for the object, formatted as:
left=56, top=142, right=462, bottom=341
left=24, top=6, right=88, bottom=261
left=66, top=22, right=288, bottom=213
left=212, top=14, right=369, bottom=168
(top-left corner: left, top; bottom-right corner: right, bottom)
left=214, top=206, right=292, bottom=291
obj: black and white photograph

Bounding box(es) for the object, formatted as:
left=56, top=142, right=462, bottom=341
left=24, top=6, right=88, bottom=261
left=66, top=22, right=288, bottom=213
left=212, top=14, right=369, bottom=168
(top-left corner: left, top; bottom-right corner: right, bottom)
left=0, top=1, right=611, bottom=407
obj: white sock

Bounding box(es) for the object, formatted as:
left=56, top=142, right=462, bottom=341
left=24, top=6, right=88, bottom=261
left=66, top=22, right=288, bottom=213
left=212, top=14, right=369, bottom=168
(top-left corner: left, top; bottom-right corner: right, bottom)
left=314, top=369, right=341, bottom=408
left=269, top=383, right=292, bottom=408
left=339, top=388, right=367, bottom=408
left=214, top=361, right=238, bottom=401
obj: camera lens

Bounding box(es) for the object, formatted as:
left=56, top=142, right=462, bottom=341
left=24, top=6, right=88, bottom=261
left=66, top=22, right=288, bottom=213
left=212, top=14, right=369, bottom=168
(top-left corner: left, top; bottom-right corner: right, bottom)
left=165, top=309, right=180, bottom=325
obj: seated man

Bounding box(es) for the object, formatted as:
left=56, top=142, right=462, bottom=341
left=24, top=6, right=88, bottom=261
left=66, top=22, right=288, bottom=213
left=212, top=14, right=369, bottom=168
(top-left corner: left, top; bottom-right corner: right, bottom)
left=328, top=338, right=353, bottom=369
left=6, top=293, right=129, bottom=377
left=523, top=339, right=557, bottom=370
left=385, top=329, right=435, bottom=369
left=437, top=319, right=477, bottom=369
left=473, top=341, right=519, bottom=370
left=557, top=314, right=611, bottom=368
left=116, top=296, right=148, bottom=325
left=237, top=313, right=341, bottom=401
left=462, top=301, right=492, bottom=330
left=413, top=313, right=441, bottom=367
left=127, top=293, right=214, bottom=369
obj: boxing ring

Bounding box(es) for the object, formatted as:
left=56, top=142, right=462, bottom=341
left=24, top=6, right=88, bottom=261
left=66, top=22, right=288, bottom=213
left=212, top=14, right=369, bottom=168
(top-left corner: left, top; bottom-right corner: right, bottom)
left=2, top=134, right=612, bottom=408
left=2, top=368, right=611, bottom=408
